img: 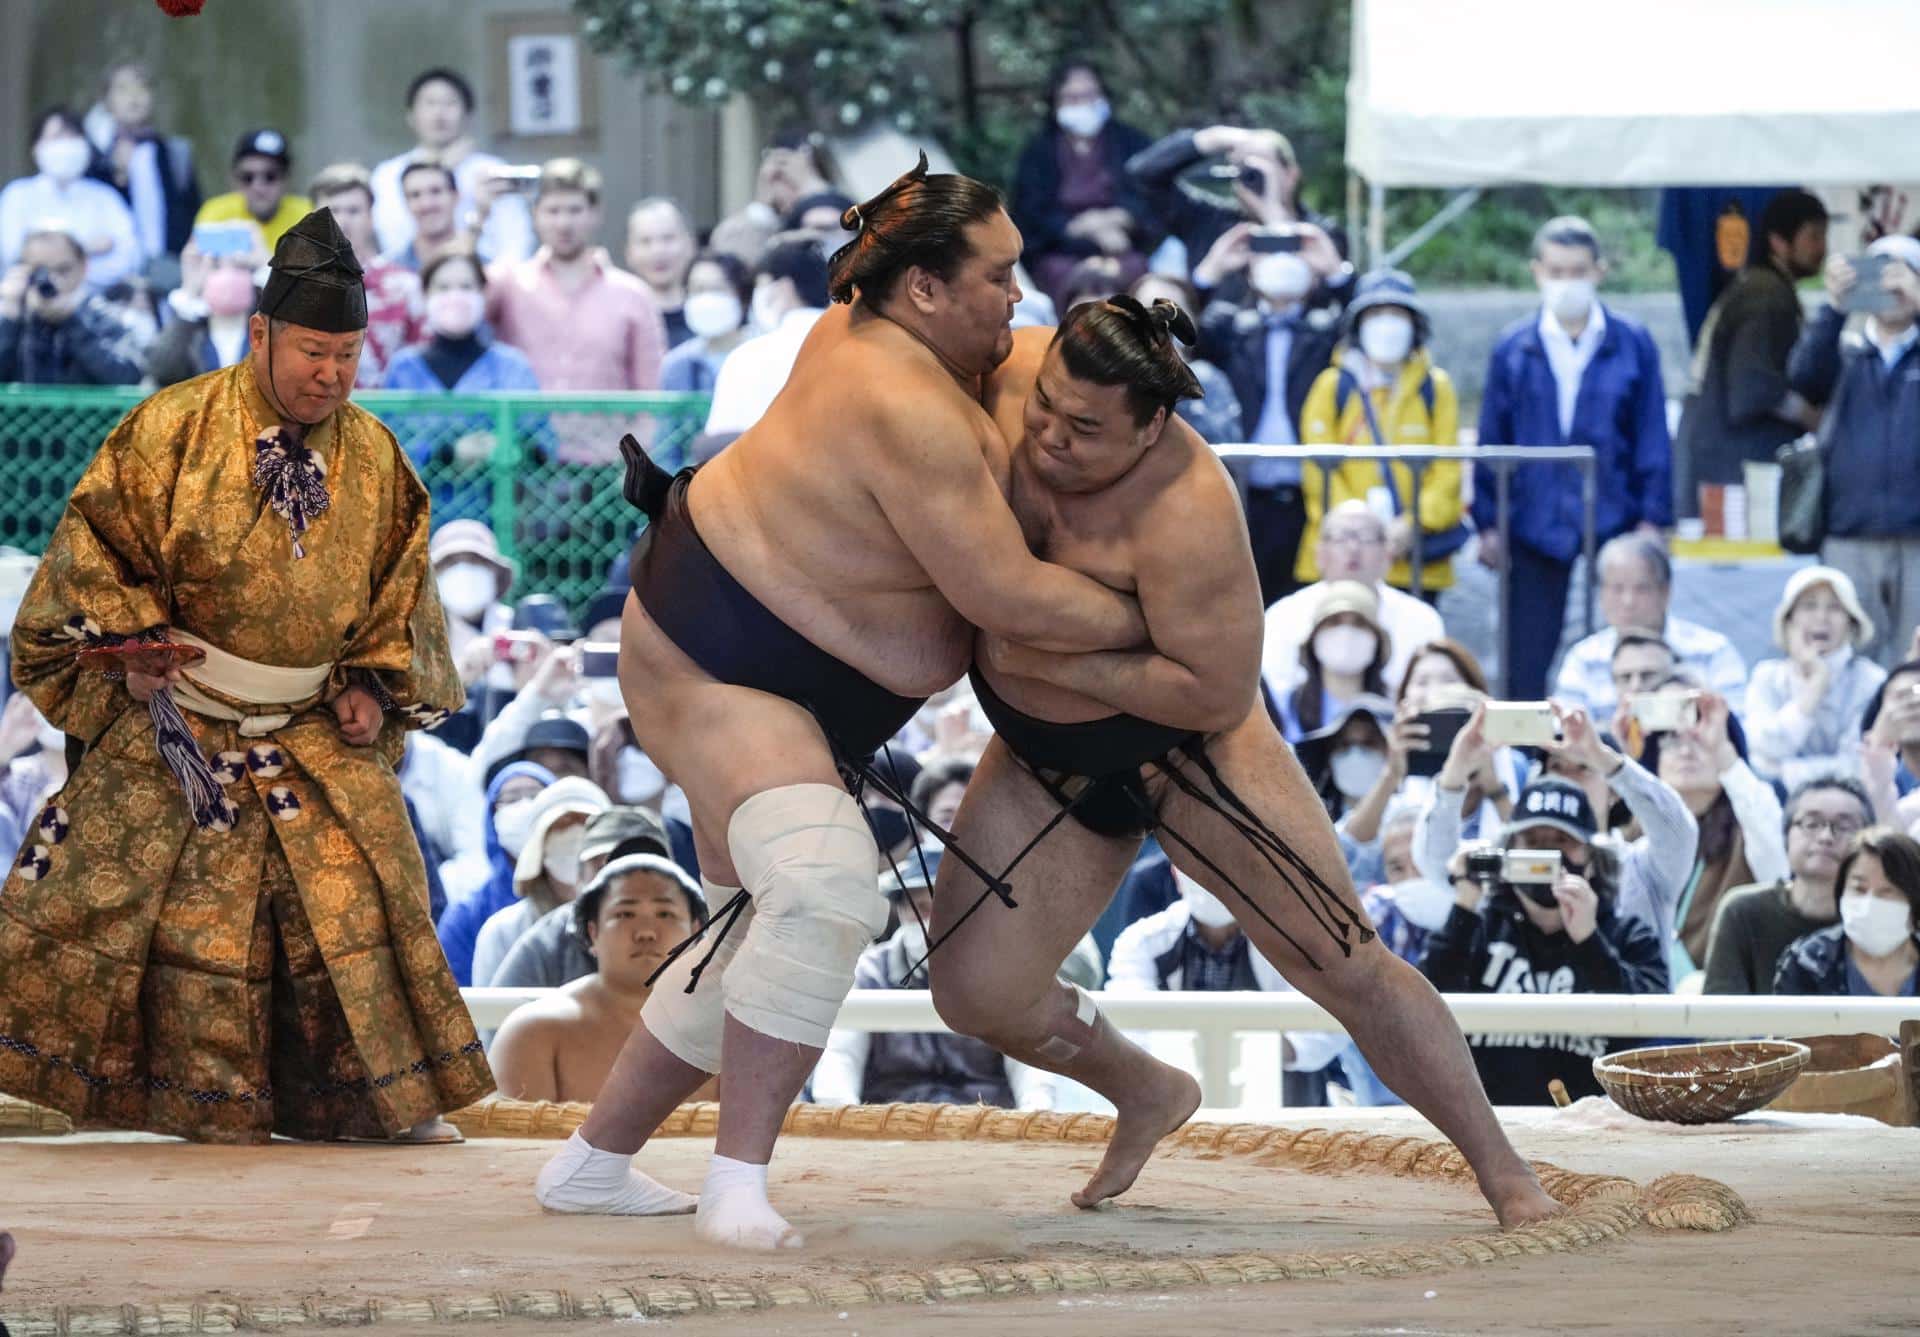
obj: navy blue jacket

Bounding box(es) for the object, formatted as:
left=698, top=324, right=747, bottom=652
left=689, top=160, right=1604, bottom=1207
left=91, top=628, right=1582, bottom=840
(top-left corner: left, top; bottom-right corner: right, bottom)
left=1011, top=121, right=1158, bottom=264
left=1473, top=306, right=1673, bottom=563
left=1199, top=297, right=1345, bottom=443
left=1772, top=924, right=1918, bottom=996
left=1787, top=304, right=1920, bottom=539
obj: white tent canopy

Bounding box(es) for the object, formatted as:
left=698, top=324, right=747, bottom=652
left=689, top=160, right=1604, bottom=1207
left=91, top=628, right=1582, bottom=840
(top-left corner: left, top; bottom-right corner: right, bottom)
left=1347, top=0, right=1920, bottom=188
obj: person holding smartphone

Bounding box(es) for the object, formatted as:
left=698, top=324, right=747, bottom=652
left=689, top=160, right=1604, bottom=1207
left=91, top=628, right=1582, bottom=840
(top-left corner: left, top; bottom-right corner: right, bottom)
left=1417, top=773, right=1670, bottom=1104
left=1787, top=234, right=1920, bottom=666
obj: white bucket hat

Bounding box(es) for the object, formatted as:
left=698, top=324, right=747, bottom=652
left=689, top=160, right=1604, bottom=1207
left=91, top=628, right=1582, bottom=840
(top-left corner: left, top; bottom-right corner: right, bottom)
left=1773, top=565, right=1874, bottom=651
left=512, top=776, right=610, bottom=888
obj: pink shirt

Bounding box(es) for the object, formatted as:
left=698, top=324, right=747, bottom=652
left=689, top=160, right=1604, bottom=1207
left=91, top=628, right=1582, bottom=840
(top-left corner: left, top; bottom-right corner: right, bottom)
left=485, top=247, right=667, bottom=392
left=356, top=258, right=422, bottom=389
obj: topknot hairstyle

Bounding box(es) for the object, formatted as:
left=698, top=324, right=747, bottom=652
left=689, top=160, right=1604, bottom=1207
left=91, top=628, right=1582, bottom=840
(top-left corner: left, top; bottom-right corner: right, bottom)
left=827, top=151, right=1005, bottom=306
left=1050, top=295, right=1203, bottom=426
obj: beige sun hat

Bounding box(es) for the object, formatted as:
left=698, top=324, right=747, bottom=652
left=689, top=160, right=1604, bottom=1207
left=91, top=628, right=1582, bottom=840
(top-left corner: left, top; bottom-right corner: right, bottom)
left=1773, top=565, right=1873, bottom=651
left=511, top=776, right=610, bottom=888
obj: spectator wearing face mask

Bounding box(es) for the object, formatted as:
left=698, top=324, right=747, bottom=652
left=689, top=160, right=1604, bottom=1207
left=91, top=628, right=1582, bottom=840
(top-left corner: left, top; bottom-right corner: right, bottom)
left=586, top=715, right=696, bottom=868
left=1420, top=776, right=1670, bottom=1104
left=1420, top=702, right=1699, bottom=953
left=1296, top=270, right=1462, bottom=602
left=1774, top=826, right=1920, bottom=997
left=309, top=162, right=422, bottom=389
left=1747, top=566, right=1885, bottom=788
left=1674, top=189, right=1829, bottom=516
left=437, top=761, right=556, bottom=983
left=703, top=233, right=831, bottom=438
left=1011, top=61, right=1156, bottom=310
left=1, top=107, right=142, bottom=290
left=1391, top=639, right=1525, bottom=841
left=492, top=807, right=682, bottom=990
left=1626, top=687, right=1786, bottom=984
left=471, top=778, right=611, bottom=987
left=385, top=249, right=537, bottom=396
left=1276, top=580, right=1392, bottom=744
left=1704, top=776, right=1874, bottom=994
left=1108, top=867, right=1342, bottom=1107
left=814, top=849, right=1061, bottom=1111
left=1476, top=217, right=1672, bottom=700
left=625, top=197, right=699, bottom=348
left=1296, top=695, right=1396, bottom=823
left=1790, top=235, right=1920, bottom=663
left=489, top=855, right=711, bottom=1102
left=429, top=520, right=517, bottom=689
left=0, top=225, right=147, bottom=385
left=1127, top=272, right=1241, bottom=444
left=660, top=251, right=754, bottom=393
left=1263, top=502, right=1445, bottom=695
left=146, top=241, right=257, bottom=386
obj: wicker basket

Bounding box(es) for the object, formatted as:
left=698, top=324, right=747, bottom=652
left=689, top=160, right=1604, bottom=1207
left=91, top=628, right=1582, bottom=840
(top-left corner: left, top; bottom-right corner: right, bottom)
left=1593, top=1040, right=1811, bottom=1124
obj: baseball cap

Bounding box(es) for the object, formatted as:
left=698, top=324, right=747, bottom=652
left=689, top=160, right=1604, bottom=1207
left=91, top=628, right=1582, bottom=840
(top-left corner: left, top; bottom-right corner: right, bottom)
left=580, top=805, right=670, bottom=865
left=1502, top=777, right=1598, bottom=845
left=233, top=128, right=291, bottom=168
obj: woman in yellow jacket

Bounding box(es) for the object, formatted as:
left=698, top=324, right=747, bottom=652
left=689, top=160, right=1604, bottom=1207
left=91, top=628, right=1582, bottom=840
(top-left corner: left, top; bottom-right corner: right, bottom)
left=1295, top=269, right=1463, bottom=597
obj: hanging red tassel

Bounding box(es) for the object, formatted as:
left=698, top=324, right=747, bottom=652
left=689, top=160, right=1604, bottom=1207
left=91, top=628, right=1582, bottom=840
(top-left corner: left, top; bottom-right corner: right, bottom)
left=156, top=0, right=207, bottom=15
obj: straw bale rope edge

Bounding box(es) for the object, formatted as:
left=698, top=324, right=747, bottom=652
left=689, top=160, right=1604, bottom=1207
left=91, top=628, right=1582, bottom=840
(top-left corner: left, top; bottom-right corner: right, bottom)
left=0, top=1096, right=1752, bottom=1334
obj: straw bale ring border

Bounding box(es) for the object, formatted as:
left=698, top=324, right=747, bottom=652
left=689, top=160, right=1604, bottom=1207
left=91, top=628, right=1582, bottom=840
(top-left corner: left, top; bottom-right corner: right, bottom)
left=0, top=1096, right=1752, bottom=1334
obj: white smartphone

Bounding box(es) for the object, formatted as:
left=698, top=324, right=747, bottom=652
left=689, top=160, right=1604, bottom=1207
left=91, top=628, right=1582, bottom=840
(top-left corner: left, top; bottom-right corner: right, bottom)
left=1630, top=691, right=1699, bottom=734
left=1482, top=701, right=1558, bottom=747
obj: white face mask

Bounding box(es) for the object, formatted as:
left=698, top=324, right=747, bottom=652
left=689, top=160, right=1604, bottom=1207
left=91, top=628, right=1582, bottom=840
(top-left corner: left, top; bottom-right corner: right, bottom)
left=1176, top=870, right=1238, bottom=928
left=1820, top=644, right=1853, bottom=674
left=1839, top=891, right=1914, bottom=958
left=1056, top=98, right=1111, bottom=139
left=543, top=826, right=585, bottom=887
left=34, top=136, right=90, bottom=184
left=750, top=283, right=789, bottom=332
left=425, top=287, right=485, bottom=339
left=493, top=796, right=538, bottom=857
left=1541, top=277, right=1596, bottom=327
left=616, top=745, right=667, bottom=805
left=683, top=291, right=742, bottom=340
left=1329, top=745, right=1386, bottom=799
left=1313, top=624, right=1378, bottom=676
left=1388, top=878, right=1455, bottom=932
left=436, top=563, right=496, bottom=622
left=1251, top=252, right=1313, bottom=304
left=1358, top=311, right=1415, bottom=366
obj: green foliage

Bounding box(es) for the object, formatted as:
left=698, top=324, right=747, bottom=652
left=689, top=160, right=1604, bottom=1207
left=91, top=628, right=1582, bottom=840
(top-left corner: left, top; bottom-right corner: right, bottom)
left=1389, top=188, right=1673, bottom=292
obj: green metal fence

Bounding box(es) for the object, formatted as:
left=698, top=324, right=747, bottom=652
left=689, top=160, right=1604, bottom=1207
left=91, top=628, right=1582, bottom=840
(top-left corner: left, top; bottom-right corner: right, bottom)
left=0, top=386, right=712, bottom=618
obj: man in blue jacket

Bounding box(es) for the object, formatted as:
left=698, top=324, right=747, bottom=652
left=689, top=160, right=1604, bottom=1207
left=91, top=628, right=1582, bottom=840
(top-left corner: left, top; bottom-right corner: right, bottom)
left=1788, top=235, right=1920, bottom=666
left=1475, top=217, right=1672, bottom=698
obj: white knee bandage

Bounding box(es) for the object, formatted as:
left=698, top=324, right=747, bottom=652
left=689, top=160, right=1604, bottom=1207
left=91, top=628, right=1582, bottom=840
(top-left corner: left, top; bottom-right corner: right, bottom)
left=640, top=877, right=748, bottom=1074
left=722, top=783, right=885, bottom=1048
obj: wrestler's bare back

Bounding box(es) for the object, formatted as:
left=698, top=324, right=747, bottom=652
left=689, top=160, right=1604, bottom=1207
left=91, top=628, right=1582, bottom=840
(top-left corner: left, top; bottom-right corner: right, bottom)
left=661, top=302, right=1009, bottom=698
left=976, top=326, right=1264, bottom=727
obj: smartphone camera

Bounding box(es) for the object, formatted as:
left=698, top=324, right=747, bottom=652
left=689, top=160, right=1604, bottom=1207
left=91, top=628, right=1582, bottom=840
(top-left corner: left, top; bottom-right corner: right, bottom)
left=1248, top=227, right=1302, bottom=255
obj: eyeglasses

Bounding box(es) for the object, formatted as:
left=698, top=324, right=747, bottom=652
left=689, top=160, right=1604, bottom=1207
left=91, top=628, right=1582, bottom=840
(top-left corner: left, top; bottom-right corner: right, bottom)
left=237, top=169, right=284, bottom=186
left=1790, top=816, right=1864, bottom=839
left=1323, top=531, right=1386, bottom=548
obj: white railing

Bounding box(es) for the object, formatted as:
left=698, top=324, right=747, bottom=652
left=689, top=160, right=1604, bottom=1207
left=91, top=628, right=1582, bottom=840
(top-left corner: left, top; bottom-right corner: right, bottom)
left=462, top=988, right=1916, bottom=1107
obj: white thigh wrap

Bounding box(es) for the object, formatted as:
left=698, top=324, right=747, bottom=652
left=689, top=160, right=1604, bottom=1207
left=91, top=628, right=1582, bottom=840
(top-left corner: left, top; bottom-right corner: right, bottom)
left=721, top=783, right=885, bottom=1048
left=640, top=877, right=748, bottom=1074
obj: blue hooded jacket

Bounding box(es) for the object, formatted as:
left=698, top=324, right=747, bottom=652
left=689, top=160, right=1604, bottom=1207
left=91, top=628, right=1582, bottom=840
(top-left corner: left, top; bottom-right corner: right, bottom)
left=1473, top=305, right=1672, bottom=563
left=435, top=760, right=555, bottom=986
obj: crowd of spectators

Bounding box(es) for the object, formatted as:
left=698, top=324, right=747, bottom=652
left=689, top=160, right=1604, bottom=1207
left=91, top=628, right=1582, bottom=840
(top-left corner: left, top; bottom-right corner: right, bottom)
left=2, top=57, right=1916, bottom=1116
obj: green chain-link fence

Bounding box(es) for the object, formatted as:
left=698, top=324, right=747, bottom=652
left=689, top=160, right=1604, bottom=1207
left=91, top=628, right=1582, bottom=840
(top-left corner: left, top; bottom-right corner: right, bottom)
left=0, top=385, right=712, bottom=618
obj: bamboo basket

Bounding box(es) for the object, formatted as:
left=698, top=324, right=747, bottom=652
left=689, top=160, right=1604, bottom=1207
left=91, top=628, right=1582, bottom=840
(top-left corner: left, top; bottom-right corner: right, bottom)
left=1594, top=1040, right=1810, bottom=1124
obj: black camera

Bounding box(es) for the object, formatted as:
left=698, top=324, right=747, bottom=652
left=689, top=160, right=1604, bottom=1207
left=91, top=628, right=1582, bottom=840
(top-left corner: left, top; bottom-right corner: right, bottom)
left=29, top=266, right=59, bottom=301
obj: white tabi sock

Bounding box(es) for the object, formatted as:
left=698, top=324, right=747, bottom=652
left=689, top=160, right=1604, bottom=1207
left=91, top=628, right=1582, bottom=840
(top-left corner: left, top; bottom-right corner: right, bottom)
left=533, top=1130, right=698, bottom=1216
left=695, top=1153, right=802, bottom=1250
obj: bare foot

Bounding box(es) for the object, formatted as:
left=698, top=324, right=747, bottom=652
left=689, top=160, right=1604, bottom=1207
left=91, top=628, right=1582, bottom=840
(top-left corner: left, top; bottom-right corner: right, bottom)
left=1484, top=1168, right=1563, bottom=1230
left=1071, top=1062, right=1202, bottom=1209
left=0, top=1229, right=14, bottom=1290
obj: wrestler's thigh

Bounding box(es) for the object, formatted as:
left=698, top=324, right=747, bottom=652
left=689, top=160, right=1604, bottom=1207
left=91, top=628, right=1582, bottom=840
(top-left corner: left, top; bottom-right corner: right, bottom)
left=1154, top=710, right=1384, bottom=989
left=929, top=740, right=1139, bottom=1005
left=619, top=591, right=844, bottom=887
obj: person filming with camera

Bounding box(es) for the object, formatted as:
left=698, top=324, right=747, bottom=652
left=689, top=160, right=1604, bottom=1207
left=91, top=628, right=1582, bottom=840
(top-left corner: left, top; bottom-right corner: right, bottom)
left=1418, top=771, right=1671, bottom=1105
left=0, top=224, right=146, bottom=384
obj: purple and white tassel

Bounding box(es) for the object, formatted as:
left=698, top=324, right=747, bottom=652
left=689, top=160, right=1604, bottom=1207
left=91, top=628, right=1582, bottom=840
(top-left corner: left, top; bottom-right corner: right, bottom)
left=146, top=687, right=238, bottom=832
left=252, top=426, right=331, bottom=559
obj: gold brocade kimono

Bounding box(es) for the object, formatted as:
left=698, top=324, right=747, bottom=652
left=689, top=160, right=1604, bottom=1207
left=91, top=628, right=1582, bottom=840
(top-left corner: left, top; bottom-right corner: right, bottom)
left=0, top=363, right=493, bottom=1142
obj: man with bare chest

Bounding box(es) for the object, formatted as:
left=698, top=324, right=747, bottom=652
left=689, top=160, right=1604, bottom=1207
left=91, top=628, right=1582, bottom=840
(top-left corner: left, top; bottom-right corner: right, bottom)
left=534, top=158, right=1147, bottom=1249
left=927, top=298, right=1561, bottom=1230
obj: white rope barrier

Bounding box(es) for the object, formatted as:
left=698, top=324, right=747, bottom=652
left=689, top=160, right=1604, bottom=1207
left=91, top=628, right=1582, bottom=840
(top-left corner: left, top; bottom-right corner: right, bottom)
left=463, top=987, right=1917, bottom=1037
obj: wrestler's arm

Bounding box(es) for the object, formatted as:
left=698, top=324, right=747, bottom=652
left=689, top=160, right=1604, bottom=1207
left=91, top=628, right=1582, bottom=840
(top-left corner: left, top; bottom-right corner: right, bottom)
left=487, top=1008, right=561, bottom=1103
left=871, top=396, right=1146, bottom=652
left=986, top=467, right=1262, bottom=733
